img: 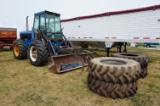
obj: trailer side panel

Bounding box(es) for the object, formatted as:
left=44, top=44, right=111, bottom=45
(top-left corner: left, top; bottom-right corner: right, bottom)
left=62, top=6, right=160, bottom=49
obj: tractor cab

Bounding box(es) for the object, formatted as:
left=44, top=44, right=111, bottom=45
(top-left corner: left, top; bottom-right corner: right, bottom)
left=33, top=10, right=64, bottom=43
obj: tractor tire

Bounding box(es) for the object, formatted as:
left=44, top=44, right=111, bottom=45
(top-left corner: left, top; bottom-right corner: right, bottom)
left=88, top=74, right=138, bottom=99
left=28, top=40, right=48, bottom=66
left=13, top=39, right=27, bottom=60
left=141, top=67, right=147, bottom=78
left=89, top=57, right=141, bottom=83
left=111, top=53, right=148, bottom=78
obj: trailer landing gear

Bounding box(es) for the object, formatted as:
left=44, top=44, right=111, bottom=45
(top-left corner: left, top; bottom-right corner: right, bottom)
left=117, top=42, right=127, bottom=53
left=106, top=48, right=110, bottom=57
left=106, top=42, right=127, bottom=57
left=123, top=42, right=127, bottom=52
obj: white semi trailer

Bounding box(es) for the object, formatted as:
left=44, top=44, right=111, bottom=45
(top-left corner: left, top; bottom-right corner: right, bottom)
left=61, top=5, right=160, bottom=55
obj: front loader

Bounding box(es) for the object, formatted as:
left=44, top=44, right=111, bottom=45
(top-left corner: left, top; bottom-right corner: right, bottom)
left=13, top=10, right=99, bottom=73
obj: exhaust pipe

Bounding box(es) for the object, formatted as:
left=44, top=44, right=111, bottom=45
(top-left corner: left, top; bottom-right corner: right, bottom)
left=26, top=16, right=29, bottom=31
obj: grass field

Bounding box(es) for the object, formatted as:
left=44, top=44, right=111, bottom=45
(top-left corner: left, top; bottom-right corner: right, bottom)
left=0, top=47, right=160, bottom=106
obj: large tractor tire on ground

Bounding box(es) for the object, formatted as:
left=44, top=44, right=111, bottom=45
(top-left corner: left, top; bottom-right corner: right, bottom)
left=88, top=74, right=138, bottom=99
left=141, top=67, right=147, bottom=78
left=111, top=53, right=148, bottom=78
left=28, top=40, right=48, bottom=66
left=13, top=39, right=27, bottom=60
left=89, top=57, right=141, bottom=83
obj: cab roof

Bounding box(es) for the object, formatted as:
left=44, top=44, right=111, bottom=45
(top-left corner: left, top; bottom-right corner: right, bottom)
left=34, top=10, right=60, bottom=16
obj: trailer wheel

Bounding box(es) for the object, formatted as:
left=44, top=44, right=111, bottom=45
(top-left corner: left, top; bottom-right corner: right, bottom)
left=28, top=40, right=48, bottom=66
left=88, top=74, right=138, bottom=99
left=111, top=53, right=148, bottom=78
left=13, top=39, right=27, bottom=59
left=89, top=57, right=141, bottom=83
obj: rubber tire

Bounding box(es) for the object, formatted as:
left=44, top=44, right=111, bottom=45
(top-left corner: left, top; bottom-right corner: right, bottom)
left=28, top=40, right=48, bottom=66
left=13, top=39, right=27, bottom=60
left=89, top=57, right=141, bottom=83
left=88, top=74, right=138, bottom=99
left=141, top=67, right=147, bottom=78
left=111, top=53, right=148, bottom=78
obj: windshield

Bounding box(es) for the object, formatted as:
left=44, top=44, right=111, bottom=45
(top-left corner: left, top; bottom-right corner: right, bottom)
left=46, top=14, right=61, bottom=33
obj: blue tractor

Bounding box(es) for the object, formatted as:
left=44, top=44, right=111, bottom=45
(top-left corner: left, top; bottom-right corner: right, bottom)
left=13, top=10, right=98, bottom=73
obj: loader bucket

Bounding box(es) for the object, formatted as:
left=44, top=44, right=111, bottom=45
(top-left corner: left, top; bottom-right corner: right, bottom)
left=48, top=54, right=88, bottom=73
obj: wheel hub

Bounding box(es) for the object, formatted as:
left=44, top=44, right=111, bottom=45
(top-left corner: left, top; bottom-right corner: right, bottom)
left=30, top=46, right=37, bottom=62
left=14, top=44, right=19, bottom=56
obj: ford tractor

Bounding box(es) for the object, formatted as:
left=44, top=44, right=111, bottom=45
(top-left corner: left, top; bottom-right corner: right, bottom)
left=13, top=10, right=99, bottom=73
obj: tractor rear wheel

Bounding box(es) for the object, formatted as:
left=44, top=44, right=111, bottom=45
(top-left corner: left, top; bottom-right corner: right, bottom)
left=13, top=39, right=27, bottom=59
left=28, top=40, right=48, bottom=66
left=111, top=53, right=148, bottom=78
left=89, top=57, right=141, bottom=83
left=88, top=73, right=138, bottom=99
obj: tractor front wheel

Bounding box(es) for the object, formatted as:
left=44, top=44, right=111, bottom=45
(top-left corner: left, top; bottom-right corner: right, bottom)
left=28, top=40, right=48, bottom=66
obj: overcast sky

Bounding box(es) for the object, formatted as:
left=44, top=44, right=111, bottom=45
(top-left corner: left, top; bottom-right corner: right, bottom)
left=0, top=0, right=160, bottom=33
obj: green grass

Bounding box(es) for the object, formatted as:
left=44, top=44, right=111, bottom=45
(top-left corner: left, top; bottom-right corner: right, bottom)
left=0, top=47, right=160, bottom=106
